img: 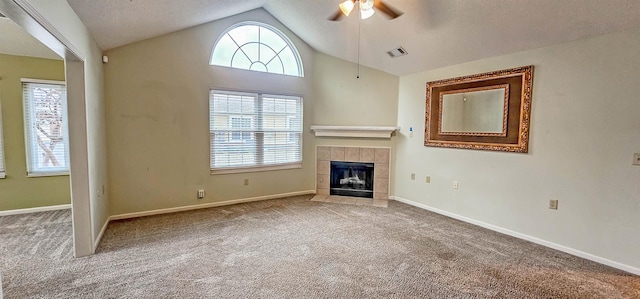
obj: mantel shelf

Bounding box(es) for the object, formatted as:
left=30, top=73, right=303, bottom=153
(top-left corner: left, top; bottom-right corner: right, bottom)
left=310, top=125, right=400, bottom=139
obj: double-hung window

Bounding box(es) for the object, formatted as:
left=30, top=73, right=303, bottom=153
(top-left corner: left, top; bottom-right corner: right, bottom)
left=209, top=90, right=302, bottom=173
left=22, top=79, right=70, bottom=176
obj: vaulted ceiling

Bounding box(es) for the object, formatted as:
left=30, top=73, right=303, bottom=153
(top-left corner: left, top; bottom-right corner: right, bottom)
left=37, top=0, right=640, bottom=75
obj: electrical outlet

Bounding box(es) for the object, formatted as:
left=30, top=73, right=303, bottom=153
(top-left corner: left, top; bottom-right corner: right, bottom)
left=197, top=189, right=205, bottom=199
left=633, top=153, right=640, bottom=166
left=453, top=181, right=459, bottom=189
left=411, top=173, right=415, bottom=180
left=244, top=179, right=249, bottom=186
left=549, top=199, right=558, bottom=210
left=426, top=176, right=431, bottom=183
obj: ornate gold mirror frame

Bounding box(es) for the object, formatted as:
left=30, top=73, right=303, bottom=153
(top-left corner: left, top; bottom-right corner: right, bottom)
left=425, top=65, right=534, bottom=153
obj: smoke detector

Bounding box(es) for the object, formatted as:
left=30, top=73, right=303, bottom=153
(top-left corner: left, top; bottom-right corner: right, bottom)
left=387, top=46, right=408, bottom=58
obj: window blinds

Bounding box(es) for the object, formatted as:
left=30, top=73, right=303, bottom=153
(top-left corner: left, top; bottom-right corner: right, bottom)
left=209, top=90, right=302, bottom=171
left=22, top=80, right=70, bottom=176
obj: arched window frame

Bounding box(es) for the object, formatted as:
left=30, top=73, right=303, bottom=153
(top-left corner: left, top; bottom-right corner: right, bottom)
left=210, top=21, right=304, bottom=77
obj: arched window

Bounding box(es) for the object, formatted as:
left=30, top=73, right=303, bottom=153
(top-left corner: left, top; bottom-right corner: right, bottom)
left=210, top=22, right=304, bottom=77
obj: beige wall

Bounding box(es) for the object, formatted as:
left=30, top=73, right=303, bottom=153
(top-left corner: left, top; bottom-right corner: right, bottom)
left=311, top=52, right=398, bottom=127
left=0, top=54, right=69, bottom=210
left=104, top=8, right=400, bottom=215
left=395, top=28, right=640, bottom=270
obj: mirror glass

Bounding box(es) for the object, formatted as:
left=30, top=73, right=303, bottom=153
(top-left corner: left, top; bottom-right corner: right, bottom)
left=424, top=65, right=533, bottom=153
left=440, top=87, right=507, bottom=135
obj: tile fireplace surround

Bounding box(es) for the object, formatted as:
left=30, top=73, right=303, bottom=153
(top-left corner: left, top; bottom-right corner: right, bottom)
left=316, top=146, right=390, bottom=200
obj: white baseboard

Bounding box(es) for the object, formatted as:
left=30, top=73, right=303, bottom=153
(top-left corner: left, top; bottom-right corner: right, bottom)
left=0, top=204, right=71, bottom=216
left=93, top=218, right=110, bottom=253
left=109, top=190, right=316, bottom=221
left=391, top=196, right=640, bottom=276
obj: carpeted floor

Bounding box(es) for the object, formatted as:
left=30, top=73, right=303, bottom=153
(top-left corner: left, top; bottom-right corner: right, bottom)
left=0, top=195, right=638, bottom=298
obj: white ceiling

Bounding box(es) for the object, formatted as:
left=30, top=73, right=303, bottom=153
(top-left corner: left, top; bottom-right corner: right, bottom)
left=67, top=0, right=640, bottom=76
left=0, top=17, right=61, bottom=60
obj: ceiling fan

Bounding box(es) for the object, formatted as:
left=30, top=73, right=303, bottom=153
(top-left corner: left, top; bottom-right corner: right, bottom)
left=329, top=0, right=403, bottom=21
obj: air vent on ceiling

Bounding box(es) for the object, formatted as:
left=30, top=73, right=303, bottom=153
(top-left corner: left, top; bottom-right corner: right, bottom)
left=387, top=46, right=408, bottom=58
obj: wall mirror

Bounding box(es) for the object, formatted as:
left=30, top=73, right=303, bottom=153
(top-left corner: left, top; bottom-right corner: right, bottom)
left=425, top=65, right=534, bottom=152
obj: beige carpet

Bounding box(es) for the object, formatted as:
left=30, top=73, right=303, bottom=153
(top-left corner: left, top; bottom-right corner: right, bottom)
left=0, top=195, right=638, bottom=298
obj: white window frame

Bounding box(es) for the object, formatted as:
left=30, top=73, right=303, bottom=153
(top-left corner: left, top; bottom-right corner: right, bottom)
left=209, top=90, right=303, bottom=174
left=22, top=78, right=70, bottom=177
left=0, top=99, right=5, bottom=179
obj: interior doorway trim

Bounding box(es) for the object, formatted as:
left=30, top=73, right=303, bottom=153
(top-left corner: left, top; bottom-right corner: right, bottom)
left=0, top=0, right=94, bottom=257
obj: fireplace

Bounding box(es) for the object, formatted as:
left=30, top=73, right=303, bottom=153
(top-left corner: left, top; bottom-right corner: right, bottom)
left=330, top=161, right=374, bottom=198
left=316, top=146, right=390, bottom=200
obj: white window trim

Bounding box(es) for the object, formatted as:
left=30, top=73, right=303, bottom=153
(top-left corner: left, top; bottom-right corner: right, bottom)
left=209, top=89, right=303, bottom=174
left=20, top=78, right=66, bottom=85
left=210, top=162, right=302, bottom=175
left=22, top=79, right=70, bottom=177
left=0, top=98, right=5, bottom=179
left=26, top=171, right=69, bottom=178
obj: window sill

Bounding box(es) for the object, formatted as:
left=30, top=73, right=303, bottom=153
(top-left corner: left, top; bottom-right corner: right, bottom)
left=211, top=163, right=302, bottom=175
left=27, top=172, right=70, bottom=178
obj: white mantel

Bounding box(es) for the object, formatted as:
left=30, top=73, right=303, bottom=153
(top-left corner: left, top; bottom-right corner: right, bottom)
left=310, top=125, right=400, bottom=138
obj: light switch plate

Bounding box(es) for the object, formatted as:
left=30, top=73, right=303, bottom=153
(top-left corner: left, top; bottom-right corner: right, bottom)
left=549, top=199, right=558, bottom=210
left=633, top=153, right=640, bottom=166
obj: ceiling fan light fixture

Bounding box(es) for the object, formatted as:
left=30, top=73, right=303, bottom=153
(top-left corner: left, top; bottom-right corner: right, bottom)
left=339, top=0, right=355, bottom=16
left=360, top=7, right=375, bottom=19
left=360, top=0, right=375, bottom=10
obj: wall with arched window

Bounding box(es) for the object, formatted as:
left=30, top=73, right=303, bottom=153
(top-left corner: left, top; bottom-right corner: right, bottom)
left=102, top=8, right=399, bottom=215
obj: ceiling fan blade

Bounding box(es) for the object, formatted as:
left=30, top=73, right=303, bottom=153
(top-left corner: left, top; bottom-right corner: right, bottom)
left=328, top=9, right=344, bottom=21
left=374, top=1, right=403, bottom=19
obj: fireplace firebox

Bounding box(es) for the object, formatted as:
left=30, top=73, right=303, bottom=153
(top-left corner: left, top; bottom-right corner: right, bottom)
left=330, top=161, right=374, bottom=198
